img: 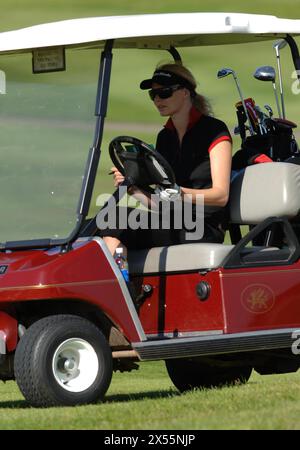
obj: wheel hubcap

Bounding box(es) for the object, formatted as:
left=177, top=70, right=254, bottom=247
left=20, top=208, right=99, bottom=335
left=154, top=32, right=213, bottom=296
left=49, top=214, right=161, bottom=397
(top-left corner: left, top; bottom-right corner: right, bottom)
left=52, top=338, right=99, bottom=392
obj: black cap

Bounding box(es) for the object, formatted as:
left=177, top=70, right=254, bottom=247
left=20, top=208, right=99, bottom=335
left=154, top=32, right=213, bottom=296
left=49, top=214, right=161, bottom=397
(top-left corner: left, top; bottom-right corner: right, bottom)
left=140, top=69, right=194, bottom=91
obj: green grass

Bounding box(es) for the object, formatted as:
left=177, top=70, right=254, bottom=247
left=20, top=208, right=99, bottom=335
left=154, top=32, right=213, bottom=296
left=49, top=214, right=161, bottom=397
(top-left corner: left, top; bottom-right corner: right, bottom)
left=0, top=1, right=298, bottom=144
left=0, top=1, right=299, bottom=127
left=1, top=362, right=300, bottom=430
left=0, top=0, right=299, bottom=32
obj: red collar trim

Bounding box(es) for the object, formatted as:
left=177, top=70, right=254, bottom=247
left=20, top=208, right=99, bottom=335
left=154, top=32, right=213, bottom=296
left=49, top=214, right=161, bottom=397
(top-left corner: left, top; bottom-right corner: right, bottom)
left=164, top=106, right=202, bottom=131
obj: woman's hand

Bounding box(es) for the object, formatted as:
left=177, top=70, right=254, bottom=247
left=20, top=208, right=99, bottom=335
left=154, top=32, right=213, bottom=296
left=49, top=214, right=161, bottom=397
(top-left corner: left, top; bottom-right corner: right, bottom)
left=109, top=167, right=125, bottom=187
left=109, top=167, right=173, bottom=210
left=109, top=167, right=140, bottom=197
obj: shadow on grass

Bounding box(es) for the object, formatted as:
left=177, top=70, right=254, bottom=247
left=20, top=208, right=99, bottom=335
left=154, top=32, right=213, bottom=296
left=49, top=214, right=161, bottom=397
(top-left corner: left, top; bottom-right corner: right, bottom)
left=105, top=389, right=180, bottom=404
left=0, top=389, right=180, bottom=409
left=0, top=399, right=29, bottom=409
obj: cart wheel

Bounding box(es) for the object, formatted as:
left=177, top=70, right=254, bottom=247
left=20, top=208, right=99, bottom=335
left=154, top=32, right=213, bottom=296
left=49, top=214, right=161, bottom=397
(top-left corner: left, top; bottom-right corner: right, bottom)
left=165, top=358, right=252, bottom=392
left=14, top=315, right=113, bottom=407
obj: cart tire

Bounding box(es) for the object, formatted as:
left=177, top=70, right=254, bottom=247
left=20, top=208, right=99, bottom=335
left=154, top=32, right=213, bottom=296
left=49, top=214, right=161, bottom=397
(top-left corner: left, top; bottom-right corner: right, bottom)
left=14, top=315, right=113, bottom=407
left=165, top=358, right=252, bottom=392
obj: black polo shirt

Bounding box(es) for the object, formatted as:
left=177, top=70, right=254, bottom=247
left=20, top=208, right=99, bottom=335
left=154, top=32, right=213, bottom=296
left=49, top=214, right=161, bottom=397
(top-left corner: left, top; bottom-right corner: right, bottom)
left=155, top=107, right=232, bottom=229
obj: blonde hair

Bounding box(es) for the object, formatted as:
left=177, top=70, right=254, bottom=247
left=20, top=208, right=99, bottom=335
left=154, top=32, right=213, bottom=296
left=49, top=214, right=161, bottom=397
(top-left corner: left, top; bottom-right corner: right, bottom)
left=156, top=62, right=213, bottom=116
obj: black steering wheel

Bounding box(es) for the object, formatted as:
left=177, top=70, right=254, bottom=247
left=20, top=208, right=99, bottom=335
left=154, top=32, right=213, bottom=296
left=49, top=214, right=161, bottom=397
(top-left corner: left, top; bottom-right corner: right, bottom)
left=109, top=136, right=176, bottom=189
left=79, top=136, right=176, bottom=237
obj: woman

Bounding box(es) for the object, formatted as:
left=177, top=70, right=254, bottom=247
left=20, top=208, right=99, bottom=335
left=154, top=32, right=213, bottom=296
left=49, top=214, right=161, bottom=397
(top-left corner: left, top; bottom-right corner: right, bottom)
left=101, top=62, right=232, bottom=255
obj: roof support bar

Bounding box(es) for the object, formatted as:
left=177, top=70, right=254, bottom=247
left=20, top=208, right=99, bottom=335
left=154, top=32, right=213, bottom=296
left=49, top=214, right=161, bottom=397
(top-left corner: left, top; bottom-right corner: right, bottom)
left=167, top=46, right=182, bottom=63
left=75, top=40, right=114, bottom=236
left=285, top=34, right=300, bottom=80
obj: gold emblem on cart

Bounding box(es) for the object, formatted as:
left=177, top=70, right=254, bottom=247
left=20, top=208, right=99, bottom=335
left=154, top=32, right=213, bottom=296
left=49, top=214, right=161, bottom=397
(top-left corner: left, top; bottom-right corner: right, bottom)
left=241, top=284, right=275, bottom=313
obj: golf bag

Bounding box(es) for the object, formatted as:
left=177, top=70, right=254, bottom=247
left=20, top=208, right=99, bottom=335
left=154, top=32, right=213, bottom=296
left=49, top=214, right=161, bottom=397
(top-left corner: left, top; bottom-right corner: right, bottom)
left=232, top=97, right=299, bottom=170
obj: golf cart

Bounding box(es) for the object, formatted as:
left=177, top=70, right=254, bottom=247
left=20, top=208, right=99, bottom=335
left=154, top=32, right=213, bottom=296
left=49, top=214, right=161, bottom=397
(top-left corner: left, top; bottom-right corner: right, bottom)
left=0, top=12, right=300, bottom=407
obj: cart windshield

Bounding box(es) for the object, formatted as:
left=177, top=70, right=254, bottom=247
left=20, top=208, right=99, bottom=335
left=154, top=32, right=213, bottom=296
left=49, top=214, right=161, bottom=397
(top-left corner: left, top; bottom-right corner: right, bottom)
left=0, top=49, right=98, bottom=245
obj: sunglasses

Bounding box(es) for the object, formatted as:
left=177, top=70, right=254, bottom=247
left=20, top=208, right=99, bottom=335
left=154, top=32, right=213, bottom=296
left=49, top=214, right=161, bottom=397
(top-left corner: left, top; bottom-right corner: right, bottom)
left=148, top=85, right=183, bottom=101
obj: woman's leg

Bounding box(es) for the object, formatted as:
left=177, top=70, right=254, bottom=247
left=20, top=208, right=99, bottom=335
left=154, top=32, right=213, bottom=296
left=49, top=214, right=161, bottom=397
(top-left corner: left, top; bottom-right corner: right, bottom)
left=99, top=205, right=225, bottom=253
left=102, top=236, right=121, bottom=256
left=99, top=205, right=136, bottom=255
left=102, top=236, right=128, bottom=258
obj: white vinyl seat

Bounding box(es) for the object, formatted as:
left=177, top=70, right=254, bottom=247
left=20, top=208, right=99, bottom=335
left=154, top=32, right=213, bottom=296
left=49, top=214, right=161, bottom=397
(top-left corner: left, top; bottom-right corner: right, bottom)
left=128, top=243, right=234, bottom=274
left=128, top=163, right=300, bottom=275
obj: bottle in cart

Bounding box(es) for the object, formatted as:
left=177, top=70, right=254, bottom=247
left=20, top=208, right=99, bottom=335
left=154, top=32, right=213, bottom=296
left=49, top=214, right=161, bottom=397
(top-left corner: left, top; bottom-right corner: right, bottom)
left=115, top=247, right=129, bottom=283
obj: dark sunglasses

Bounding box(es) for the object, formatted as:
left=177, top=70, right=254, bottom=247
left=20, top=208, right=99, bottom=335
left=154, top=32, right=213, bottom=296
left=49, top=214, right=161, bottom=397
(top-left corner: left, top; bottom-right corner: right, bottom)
left=148, top=85, right=183, bottom=101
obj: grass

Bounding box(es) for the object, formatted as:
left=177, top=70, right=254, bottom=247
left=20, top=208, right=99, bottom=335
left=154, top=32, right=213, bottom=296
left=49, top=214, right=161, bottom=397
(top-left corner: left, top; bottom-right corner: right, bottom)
left=1, top=38, right=298, bottom=232
left=0, top=0, right=299, bottom=32
left=0, top=2, right=299, bottom=154
left=0, top=1, right=299, bottom=127
left=0, top=361, right=300, bottom=430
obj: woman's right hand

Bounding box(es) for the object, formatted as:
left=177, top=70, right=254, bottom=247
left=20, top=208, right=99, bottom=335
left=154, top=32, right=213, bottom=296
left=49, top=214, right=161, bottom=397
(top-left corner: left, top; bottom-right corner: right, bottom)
left=109, top=167, right=125, bottom=187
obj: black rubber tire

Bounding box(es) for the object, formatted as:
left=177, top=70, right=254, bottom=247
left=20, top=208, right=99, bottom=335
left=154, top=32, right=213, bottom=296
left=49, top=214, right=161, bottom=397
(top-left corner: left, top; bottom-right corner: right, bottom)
left=165, top=358, right=252, bottom=392
left=14, top=315, right=113, bottom=407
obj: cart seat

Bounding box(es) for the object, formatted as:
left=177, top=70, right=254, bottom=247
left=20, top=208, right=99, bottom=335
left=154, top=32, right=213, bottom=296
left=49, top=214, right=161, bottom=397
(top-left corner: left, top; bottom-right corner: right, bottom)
left=128, top=243, right=234, bottom=274
left=128, top=162, right=300, bottom=274
left=128, top=244, right=282, bottom=274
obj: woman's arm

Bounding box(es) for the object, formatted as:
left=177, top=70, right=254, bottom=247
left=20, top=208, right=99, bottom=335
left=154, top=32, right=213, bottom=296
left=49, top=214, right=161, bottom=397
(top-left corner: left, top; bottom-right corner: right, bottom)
left=180, top=140, right=232, bottom=206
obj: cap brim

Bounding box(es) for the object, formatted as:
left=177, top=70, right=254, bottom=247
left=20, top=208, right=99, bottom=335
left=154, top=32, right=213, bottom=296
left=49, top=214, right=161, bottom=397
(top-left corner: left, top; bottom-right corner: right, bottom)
left=140, top=79, right=153, bottom=90
left=140, top=71, right=193, bottom=90
left=140, top=75, right=176, bottom=90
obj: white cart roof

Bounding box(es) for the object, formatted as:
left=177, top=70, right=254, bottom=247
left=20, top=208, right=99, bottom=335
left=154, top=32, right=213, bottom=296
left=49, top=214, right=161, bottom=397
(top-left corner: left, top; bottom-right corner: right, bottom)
left=0, top=12, right=300, bottom=54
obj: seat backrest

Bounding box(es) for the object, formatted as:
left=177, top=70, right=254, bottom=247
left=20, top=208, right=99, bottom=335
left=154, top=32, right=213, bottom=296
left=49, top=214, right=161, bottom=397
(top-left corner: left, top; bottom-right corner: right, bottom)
left=229, top=162, right=300, bottom=225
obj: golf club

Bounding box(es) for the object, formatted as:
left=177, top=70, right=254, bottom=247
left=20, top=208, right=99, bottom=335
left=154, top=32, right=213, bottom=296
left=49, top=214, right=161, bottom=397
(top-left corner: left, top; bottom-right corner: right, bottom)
left=217, top=68, right=254, bottom=135
left=273, top=39, right=287, bottom=119
left=253, top=65, right=281, bottom=118
left=254, top=105, right=268, bottom=134
left=264, top=104, right=273, bottom=118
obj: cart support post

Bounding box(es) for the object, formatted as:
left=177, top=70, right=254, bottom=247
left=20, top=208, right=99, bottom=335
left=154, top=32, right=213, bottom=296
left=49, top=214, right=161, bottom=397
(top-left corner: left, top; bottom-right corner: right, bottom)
left=76, top=40, right=114, bottom=220
left=285, top=34, right=300, bottom=80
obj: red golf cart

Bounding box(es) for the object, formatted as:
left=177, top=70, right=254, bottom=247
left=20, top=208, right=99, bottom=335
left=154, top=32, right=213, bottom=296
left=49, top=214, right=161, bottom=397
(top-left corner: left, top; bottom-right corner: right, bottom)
left=0, top=12, right=300, bottom=406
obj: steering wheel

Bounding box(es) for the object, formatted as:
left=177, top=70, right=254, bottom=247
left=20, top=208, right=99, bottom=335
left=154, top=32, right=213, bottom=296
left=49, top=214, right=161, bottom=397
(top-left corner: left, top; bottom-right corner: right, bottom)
left=109, top=136, right=176, bottom=189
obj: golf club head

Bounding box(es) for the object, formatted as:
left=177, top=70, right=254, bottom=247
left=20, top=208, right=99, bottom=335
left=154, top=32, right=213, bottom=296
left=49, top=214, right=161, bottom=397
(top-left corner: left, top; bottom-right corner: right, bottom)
left=273, top=39, right=286, bottom=119
left=253, top=65, right=276, bottom=82
left=264, top=104, right=273, bottom=117
left=217, top=68, right=235, bottom=79
left=273, top=39, right=287, bottom=52
left=218, top=67, right=254, bottom=136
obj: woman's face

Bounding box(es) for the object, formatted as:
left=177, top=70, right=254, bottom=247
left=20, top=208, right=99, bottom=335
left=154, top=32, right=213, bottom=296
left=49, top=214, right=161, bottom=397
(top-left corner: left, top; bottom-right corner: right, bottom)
left=151, top=83, right=189, bottom=117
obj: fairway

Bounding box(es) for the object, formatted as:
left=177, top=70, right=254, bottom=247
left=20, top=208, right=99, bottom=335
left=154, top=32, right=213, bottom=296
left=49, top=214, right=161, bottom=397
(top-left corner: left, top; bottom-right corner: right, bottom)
left=0, top=362, right=300, bottom=430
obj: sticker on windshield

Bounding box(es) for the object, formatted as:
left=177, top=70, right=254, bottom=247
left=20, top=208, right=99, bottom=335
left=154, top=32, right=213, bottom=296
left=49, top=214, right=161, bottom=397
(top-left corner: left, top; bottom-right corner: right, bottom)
left=32, top=47, right=66, bottom=74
